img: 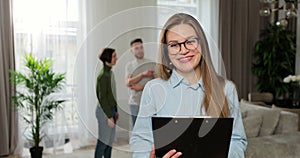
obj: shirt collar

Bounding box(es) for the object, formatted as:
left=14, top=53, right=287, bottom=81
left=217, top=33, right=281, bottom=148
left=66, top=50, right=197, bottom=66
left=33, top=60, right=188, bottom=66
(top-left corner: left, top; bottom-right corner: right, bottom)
left=169, top=69, right=205, bottom=91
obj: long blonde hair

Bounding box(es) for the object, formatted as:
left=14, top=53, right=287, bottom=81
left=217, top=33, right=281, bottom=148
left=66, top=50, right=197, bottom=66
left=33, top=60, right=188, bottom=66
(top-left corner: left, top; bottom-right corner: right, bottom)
left=157, top=13, right=230, bottom=117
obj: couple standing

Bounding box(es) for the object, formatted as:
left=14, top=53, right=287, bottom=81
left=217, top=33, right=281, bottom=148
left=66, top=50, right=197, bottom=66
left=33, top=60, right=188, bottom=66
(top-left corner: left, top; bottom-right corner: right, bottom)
left=94, top=38, right=155, bottom=158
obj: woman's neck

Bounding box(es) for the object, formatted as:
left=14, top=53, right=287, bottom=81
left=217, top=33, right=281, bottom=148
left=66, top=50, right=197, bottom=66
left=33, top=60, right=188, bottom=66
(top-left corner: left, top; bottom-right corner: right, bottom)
left=104, top=63, right=112, bottom=71
left=177, top=66, right=201, bottom=85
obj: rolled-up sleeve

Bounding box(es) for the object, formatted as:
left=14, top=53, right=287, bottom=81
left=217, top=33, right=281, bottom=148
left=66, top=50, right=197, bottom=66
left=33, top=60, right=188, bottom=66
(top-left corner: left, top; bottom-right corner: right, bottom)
left=130, top=82, right=156, bottom=158
left=226, top=82, right=248, bottom=158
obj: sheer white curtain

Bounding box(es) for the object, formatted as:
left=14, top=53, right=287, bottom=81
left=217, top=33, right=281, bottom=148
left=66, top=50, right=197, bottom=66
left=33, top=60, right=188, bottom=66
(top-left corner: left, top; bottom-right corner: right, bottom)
left=14, top=0, right=158, bottom=154
left=13, top=0, right=79, bottom=155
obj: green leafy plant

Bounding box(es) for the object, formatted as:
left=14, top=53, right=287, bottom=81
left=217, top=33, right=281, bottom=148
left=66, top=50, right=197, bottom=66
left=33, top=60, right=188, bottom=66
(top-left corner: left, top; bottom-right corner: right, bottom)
left=10, top=54, right=65, bottom=155
left=252, top=24, right=296, bottom=98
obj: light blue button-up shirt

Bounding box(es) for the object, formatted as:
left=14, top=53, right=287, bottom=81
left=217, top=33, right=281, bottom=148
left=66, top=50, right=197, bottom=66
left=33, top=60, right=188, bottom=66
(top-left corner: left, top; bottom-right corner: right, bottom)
left=130, top=70, right=247, bottom=158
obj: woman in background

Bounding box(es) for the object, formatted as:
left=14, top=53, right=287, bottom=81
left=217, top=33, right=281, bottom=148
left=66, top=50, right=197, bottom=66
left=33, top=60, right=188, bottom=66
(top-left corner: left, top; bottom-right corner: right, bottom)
left=95, top=48, right=119, bottom=158
left=130, top=13, right=247, bottom=158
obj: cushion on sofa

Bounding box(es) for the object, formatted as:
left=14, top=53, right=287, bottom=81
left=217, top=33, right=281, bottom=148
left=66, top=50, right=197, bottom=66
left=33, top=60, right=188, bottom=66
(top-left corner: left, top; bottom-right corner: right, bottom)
left=274, top=110, right=298, bottom=134
left=243, top=115, right=263, bottom=138
left=240, top=99, right=281, bottom=136
left=247, top=109, right=281, bottom=136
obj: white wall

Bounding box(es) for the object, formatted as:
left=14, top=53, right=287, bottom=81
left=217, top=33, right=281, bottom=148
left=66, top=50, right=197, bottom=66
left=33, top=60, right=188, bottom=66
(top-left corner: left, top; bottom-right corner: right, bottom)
left=76, top=0, right=157, bottom=146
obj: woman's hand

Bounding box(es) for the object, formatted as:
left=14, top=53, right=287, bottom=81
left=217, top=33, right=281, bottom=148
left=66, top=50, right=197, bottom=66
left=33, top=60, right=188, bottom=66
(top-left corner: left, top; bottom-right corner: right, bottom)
left=150, top=146, right=182, bottom=158
left=107, top=117, right=115, bottom=128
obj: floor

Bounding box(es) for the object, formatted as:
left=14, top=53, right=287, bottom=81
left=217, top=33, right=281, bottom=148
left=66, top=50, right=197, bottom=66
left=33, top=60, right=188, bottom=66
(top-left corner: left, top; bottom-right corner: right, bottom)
left=5, top=130, right=132, bottom=158
left=5, top=143, right=132, bottom=158
left=42, top=144, right=132, bottom=158
left=5, top=144, right=132, bottom=158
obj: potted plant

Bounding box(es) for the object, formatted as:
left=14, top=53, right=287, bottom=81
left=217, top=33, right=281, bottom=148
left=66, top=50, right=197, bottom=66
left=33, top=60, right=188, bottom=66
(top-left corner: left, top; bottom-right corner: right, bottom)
left=252, top=24, right=296, bottom=104
left=10, top=54, right=65, bottom=158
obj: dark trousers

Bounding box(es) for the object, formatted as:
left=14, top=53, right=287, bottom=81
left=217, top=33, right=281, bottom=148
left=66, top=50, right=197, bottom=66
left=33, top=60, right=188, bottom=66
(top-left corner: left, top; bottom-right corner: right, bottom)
left=94, top=106, right=117, bottom=158
left=94, top=139, right=112, bottom=158
left=129, top=104, right=139, bottom=127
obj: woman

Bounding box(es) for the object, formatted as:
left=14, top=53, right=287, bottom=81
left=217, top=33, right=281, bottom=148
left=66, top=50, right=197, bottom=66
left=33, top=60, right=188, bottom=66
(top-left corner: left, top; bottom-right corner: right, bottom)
left=95, top=48, right=119, bottom=158
left=130, top=13, right=247, bottom=158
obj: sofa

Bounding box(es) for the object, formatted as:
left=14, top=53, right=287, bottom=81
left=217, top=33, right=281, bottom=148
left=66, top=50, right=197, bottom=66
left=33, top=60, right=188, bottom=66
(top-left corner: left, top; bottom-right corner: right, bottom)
left=240, top=100, right=300, bottom=158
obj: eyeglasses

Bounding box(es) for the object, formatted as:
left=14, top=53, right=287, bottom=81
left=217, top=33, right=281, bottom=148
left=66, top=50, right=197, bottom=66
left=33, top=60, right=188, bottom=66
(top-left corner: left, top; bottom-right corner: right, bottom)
left=167, top=37, right=199, bottom=55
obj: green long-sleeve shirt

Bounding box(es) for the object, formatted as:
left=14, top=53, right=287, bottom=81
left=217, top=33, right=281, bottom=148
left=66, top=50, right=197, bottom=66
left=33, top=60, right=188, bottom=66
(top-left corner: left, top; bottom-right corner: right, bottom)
left=96, top=64, right=117, bottom=118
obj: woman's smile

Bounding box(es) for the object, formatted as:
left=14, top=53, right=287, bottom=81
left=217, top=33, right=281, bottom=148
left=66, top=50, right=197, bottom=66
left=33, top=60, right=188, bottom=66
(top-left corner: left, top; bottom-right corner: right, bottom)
left=177, top=55, right=194, bottom=63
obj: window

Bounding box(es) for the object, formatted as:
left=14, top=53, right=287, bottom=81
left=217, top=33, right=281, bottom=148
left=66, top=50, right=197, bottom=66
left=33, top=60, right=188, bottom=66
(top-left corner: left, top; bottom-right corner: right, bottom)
left=157, top=0, right=198, bottom=29
left=13, top=0, right=79, bottom=150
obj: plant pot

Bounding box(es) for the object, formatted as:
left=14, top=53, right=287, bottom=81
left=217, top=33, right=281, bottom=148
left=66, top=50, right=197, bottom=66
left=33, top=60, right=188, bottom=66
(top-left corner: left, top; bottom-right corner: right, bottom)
left=275, top=92, right=291, bottom=108
left=29, top=146, right=43, bottom=158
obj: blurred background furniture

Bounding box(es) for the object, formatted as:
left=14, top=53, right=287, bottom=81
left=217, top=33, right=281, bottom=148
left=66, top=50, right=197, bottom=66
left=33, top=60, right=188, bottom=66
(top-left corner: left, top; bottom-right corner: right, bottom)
left=240, top=99, right=300, bottom=158
left=272, top=105, right=300, bottom=131
left=248, top=92, right=273, bottom=107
